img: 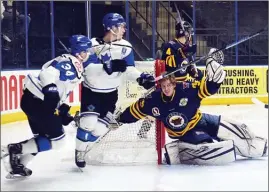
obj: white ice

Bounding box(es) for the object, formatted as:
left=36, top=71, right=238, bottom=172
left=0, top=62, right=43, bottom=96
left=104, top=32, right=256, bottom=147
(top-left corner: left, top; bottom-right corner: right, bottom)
left=1, top=104, right=268, bottom=191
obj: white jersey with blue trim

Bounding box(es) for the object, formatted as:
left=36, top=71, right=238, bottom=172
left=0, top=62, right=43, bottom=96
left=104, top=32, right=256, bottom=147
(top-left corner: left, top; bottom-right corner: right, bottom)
left=23, top=54, right=83, bottom=107
left=82, top=38, right=142, bottom=93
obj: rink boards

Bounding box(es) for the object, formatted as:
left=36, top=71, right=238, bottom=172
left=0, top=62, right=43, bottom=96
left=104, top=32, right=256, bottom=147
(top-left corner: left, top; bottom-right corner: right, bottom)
left=1, top=62, right=268, bottom=124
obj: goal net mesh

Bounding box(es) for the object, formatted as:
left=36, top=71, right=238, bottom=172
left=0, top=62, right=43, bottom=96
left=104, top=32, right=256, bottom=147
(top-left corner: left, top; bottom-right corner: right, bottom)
left=85, top=60, right=165, bottom=165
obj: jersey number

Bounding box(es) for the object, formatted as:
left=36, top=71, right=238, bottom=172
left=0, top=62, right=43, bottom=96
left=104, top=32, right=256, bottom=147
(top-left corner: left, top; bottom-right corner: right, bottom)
left=61, top=63, right=75, bottom=76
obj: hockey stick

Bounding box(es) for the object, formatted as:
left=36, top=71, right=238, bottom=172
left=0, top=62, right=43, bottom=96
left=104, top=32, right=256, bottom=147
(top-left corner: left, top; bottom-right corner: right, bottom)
left=174, top=2, right=185, bottom=30
left=153, top=26, right=268, bottom=82
left=251, top=97, right=268, bottom=109
left=58, top=38, right=71, bottom=53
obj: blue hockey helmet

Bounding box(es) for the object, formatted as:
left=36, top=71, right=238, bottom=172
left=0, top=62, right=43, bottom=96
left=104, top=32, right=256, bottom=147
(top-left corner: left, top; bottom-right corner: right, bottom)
left=69, top=35, right=92, bottom=55
left=102, top=13, right=126, bottom=31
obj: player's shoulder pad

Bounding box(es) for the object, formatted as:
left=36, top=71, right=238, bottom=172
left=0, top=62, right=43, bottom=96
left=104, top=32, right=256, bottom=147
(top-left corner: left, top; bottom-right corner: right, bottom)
left=55, top=54, right=84, bottom=79
left=116, top=39, right=133, bottom=48
left=90, top=37, right=102, bottom=47
left=168, top=39, right=177, bottom=46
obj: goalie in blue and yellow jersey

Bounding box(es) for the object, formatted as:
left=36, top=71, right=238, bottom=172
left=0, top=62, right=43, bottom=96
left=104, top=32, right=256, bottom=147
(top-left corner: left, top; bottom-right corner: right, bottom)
left=115, top=56, right=267, bottom=166
left=137, top=20, right=199, bottom=139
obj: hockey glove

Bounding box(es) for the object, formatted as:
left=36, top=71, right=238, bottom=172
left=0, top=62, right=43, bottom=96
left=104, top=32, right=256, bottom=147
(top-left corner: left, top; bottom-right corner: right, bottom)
left=180, top=59, right=198, bottom=78
left=186, top=64, right=199, bottom=78
left=42, top=83, right=60, bottom=113
left=206, top=57, right=226, bottom=84
left=58, top=103, right=74, bottom=126
left=137, top=73, right=155, bottom=90
left=103, top=59, right=127, bottom=75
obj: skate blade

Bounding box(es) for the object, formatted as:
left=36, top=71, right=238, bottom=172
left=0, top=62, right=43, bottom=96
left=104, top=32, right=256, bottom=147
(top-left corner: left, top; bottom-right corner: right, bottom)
left=78, top=167, right=84, bottom=172
left=1, top=146, right=9, bottom=159
left=5, top=173, right=30, bottom=179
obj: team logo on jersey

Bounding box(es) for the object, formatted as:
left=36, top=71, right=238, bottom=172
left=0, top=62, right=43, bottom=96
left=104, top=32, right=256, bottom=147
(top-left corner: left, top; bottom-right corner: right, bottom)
left=121, top=47, right=127, bottom=55
left=152, top=107, right=160, bottom=116
left=179, top=98, right=188, bottom=106
left=87, top=105, right=95, bottom=112
left=166, top=112, right=188, bottom=130
left=101, top=53, right=111, bottom=64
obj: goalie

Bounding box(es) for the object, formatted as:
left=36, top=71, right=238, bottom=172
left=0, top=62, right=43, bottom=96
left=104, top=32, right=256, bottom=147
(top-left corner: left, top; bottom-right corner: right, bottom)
left=115, top=56, right=268, bottom=165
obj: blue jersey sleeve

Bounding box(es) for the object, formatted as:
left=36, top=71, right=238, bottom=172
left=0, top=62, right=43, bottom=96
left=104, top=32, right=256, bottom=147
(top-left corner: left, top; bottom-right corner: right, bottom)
left=122, top=48, right=135, bottom=66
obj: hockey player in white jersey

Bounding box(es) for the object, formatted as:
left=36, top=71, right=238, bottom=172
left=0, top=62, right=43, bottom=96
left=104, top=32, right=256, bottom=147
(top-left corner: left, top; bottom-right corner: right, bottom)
left=1, top=35, right=91, bottom=178
left=74, top=13, right=155, bottom=168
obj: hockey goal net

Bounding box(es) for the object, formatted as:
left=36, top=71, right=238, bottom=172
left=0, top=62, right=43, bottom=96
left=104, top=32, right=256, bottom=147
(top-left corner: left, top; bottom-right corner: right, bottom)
left=85, top=60, right=166, bottom=165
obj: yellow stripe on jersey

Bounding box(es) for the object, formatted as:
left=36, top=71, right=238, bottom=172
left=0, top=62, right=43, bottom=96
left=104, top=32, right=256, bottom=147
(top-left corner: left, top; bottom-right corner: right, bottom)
left=135, top=102, right=147, bottom=117
left=175, top=75, right=189, bottom=82
left=198, top=77, right=212, bottom=99
left=165, top=110, right=202, bottom=138
left=130, top=103, right=140, bottom=120
left=178, top=48, right=187, bottom=59
left=130, top=102, right=147, bottom=120
left=166, top=55, right=176, bottom=68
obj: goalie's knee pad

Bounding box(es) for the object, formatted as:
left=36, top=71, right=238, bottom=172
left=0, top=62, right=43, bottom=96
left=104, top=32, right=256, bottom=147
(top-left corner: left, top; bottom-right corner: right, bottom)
left=164, top=140, right=236, bottom=165
left=79, top=112, right=99, bottom=131
left=217, top=117, right=267, bottom=158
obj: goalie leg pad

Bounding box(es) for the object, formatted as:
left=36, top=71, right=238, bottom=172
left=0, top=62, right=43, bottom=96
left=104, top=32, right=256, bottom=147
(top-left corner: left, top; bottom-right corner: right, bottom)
left=164, top=140, right=236, bottom=165
left=217, top=117, right=267, bottom=158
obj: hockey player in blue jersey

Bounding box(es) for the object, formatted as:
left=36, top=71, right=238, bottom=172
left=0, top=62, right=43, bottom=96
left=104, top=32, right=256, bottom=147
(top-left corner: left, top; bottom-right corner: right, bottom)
left=1, top=35, right=91, bottom=178
left=116, top=55, right=267, bottom=165
left=74, top=13, right=155, bottom=168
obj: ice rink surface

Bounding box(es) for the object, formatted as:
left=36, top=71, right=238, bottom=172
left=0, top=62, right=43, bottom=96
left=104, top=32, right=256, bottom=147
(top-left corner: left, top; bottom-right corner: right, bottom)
left=1, top=104, right=268, bottom=191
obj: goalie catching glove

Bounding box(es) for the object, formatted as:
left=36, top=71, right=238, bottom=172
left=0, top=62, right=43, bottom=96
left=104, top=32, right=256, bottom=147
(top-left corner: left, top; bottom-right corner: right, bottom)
left=137, top=73, right=155, bottom=90
left=103, top=59, right=127, bottom=75
left=205, top=48, right=226, bottom=84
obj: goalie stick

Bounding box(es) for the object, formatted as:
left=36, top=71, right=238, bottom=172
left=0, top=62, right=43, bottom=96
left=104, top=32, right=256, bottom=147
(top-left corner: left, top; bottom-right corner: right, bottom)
left=251, top=97, right=268, bottom=109
left=152, top=26, right=268, bottom=82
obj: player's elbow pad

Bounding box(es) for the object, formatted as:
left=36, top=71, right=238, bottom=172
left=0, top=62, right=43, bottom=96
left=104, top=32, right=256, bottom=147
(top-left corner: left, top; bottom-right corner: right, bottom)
left=42, top=83, right=60, bottom=112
